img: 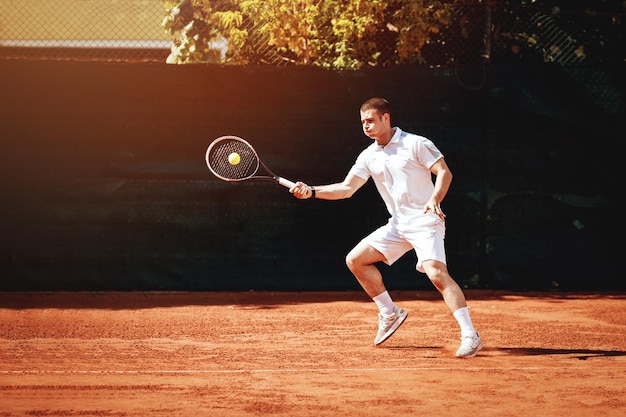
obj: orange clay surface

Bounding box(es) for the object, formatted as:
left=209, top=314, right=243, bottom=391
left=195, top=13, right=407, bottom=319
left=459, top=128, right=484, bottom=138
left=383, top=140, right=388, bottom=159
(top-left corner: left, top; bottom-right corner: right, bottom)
left=1, top=290, right=625, bottom=417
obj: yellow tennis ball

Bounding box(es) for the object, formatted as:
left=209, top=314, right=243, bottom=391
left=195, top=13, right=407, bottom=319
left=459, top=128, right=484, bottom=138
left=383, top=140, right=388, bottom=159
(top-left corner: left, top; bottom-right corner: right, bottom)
left=228, top=152, right=241, bottom=165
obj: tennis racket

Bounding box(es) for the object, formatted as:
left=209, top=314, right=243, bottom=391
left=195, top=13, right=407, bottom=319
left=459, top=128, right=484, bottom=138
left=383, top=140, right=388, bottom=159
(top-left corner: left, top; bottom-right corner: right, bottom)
left=205, top=135, right=295, bottom=188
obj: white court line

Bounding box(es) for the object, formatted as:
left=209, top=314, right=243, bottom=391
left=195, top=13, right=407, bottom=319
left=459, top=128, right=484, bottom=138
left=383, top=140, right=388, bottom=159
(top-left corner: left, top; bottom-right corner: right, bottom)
left=0, top=367, right=558, bottom=375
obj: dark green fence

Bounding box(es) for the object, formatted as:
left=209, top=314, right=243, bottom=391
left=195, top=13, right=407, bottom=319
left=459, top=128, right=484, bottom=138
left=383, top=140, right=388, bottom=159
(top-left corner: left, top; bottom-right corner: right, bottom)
left=0, top=59, right=622, bottom=291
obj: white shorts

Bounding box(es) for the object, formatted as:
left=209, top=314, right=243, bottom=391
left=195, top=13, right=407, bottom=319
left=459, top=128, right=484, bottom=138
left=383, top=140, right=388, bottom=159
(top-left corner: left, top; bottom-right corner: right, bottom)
left=361, top=216, right=447, bottom=273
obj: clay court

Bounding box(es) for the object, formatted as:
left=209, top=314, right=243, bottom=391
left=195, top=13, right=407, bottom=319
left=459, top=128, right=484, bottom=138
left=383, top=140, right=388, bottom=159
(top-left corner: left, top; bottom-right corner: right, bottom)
left=1, top=290, right=624, bottom=416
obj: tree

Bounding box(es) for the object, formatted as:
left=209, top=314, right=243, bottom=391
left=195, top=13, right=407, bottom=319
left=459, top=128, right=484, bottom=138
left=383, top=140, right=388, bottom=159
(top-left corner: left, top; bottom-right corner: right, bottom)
left=162, top=0, right=454, bottom=68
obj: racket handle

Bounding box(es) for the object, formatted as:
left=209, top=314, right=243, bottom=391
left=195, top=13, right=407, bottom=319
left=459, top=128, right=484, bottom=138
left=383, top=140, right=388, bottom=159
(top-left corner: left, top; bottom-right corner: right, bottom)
left=276, top=177, right=296, bottom=188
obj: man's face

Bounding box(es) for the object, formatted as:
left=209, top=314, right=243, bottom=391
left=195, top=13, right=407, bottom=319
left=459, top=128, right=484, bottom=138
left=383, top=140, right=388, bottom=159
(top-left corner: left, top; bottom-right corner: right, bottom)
left=360, top=109, right=388, bottom=142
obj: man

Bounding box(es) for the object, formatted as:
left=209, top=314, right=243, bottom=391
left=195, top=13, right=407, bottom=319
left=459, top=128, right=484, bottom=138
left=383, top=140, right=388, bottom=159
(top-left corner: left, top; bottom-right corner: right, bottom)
left=290, top=97, right=482, bottom=358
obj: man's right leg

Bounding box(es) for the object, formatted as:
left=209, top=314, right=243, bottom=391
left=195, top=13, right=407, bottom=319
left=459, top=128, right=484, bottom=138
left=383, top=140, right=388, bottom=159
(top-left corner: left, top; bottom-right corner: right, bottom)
left=346, top=242, right=408, bottom=345
left=345, top=241, right=387, bottom=298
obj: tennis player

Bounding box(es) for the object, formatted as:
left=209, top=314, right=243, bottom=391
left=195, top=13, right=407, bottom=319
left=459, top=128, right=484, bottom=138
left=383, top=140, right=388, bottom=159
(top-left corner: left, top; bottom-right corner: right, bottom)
left=290, top=97, right=482, bottom=357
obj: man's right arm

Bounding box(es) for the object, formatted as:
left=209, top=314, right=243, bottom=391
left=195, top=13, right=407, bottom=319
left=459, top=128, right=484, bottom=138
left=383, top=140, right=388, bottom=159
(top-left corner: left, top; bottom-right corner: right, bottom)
left=290, top=173, right=367, bottom=200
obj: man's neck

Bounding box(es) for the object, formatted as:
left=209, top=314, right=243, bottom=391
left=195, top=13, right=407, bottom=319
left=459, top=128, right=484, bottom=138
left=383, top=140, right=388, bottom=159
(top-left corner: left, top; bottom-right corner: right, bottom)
left=376, top=127, right=396, bottom=147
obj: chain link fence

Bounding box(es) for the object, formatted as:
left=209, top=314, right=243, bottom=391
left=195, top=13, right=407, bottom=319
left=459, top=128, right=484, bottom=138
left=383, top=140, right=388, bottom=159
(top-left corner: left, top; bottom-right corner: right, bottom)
left=1, top=1, right=624, bottom=115
left=0, top=0, right=171, bottom=62
left=1, top=1, right=623, bottom=67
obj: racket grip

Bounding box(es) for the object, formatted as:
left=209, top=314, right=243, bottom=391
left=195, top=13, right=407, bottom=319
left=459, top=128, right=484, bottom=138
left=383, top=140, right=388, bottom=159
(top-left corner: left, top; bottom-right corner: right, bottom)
left=276, top=177, right=296, bottom=188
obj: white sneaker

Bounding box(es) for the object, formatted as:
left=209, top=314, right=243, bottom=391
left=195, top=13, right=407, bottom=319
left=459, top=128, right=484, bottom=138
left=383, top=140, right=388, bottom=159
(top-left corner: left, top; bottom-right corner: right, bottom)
left=374, top=307, right=408, bottom=345
left=456, top=332, right=483, bottom=358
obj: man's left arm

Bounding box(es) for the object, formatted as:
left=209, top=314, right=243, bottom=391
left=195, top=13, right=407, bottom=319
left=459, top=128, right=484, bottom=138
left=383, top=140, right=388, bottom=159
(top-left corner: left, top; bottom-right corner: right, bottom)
left=423, top=158, right=453, bottom=220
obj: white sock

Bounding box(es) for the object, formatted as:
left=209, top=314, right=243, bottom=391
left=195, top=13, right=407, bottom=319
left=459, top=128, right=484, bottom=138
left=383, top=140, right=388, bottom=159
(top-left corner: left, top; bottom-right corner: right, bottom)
left=372, top=291, right=395, bottom=316
left=453, top=307, right=476, bottom=337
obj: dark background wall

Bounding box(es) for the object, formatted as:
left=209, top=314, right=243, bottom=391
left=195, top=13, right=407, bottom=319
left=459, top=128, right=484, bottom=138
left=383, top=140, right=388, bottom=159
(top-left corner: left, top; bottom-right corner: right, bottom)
left=0, top=61, right=622, bottom=291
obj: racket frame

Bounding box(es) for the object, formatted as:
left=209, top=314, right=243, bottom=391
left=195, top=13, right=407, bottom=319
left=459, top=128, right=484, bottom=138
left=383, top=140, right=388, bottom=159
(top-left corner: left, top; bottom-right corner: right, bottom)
left=205, top=135, right=295, bottom=188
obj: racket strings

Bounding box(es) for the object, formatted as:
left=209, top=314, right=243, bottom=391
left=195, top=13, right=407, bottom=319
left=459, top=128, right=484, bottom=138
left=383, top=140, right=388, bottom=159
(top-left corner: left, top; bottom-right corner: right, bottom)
left=208, top=139, right=258, bottom=180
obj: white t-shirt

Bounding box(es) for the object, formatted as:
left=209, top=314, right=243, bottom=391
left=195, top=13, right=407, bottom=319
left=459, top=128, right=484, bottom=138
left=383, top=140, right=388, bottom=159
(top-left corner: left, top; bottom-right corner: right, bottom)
left=348, top=127, right=444, bottom=224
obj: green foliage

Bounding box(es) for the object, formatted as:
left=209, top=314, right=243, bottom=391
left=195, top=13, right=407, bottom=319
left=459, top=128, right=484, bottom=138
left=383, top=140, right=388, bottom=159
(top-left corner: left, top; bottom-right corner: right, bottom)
left=391, top=1, right=452, bottom=64
left=162, top=0, right=454, bottom=68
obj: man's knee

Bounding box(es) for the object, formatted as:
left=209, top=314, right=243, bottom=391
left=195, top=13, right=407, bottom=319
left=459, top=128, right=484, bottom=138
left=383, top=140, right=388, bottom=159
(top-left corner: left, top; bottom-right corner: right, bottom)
left=345, top=249, right=361, bottom=272
left=346, top=242, right=381, bottom=271
left=423, top=261, right=452, bottom=288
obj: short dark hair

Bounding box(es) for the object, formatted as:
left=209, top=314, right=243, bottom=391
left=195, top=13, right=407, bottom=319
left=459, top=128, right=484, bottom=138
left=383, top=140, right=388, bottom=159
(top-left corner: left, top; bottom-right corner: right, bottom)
left=360, top=97, right=392, bottom=119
